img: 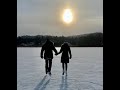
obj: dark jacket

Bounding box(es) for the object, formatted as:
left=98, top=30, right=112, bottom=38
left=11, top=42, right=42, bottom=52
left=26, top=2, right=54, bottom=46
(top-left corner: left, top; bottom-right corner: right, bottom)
left=41, top=40, right=57, bottom=59
left=59, top=42, right=72, bottom=61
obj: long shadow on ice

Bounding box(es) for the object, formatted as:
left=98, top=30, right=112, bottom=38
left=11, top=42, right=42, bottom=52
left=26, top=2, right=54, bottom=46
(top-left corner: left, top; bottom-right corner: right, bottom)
left=34, top=75, right=50, bottom=90
left=60, top=76, right=68, bottom=90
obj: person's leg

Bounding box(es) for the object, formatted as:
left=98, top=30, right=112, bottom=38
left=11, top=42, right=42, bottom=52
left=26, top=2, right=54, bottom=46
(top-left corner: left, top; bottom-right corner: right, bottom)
left=62, top=63, right=64, bottom=75
left=65, top=63, right=68, bottom=75
left=65, top=63, right=67, bottom=72
left=48, top=59, right=52, bottom=74
left=45, top=60, right=48, bottom=74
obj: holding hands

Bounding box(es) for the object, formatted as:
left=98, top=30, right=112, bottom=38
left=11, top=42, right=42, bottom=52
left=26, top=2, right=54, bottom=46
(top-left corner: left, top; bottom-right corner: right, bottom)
left=55, top=52, right=59, bottom=56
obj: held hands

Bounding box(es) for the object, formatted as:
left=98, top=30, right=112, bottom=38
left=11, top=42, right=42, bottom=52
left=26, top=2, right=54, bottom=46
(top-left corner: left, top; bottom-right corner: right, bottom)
left=55, top=52, right=59, bottom=56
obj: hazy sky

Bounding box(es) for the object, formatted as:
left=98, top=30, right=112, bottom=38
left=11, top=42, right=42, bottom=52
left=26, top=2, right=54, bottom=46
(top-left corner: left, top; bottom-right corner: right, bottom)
left=17, top=0, right=103, bottom=36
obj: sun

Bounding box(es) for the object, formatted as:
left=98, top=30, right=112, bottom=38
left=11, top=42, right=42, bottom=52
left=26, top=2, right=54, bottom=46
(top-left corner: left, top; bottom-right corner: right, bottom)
left=63, top=9, right=73, bottom=24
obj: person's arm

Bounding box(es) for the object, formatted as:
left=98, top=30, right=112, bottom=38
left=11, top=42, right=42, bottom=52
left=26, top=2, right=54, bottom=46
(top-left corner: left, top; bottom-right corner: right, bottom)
left=68, top=47, right=72, bottom=59
left=40, top=46, right=44, bottom=59
left=58, top=48, right=62, bottom=54
left=53, top=47, right=58, bottom=55
left=57, top=45, right=63, bottom=55
left=52, top=43, right=58, bottom=55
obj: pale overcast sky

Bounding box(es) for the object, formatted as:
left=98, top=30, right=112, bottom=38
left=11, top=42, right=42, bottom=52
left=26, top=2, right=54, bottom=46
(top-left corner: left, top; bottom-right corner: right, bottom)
left=17, top=0, right=103, bottom=36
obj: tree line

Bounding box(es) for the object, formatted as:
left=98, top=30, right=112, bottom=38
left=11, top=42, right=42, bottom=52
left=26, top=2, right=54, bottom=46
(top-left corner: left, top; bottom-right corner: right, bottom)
left=17, top=32, right=103, bottom=47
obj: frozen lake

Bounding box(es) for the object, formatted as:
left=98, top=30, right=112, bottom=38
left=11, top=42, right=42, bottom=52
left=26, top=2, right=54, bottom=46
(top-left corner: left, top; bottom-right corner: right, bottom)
left=17, top=47, right=103, bottom=90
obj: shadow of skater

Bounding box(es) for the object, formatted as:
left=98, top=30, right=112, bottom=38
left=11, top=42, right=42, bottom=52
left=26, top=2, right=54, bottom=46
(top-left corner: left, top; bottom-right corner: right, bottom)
left=34, top=75, right=50, bottom=90
left=60, top=76, right=68, bottom=90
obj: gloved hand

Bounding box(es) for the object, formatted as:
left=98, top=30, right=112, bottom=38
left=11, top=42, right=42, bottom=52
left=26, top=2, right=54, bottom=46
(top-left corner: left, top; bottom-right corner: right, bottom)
left=55, top=53, right=58, bottom=56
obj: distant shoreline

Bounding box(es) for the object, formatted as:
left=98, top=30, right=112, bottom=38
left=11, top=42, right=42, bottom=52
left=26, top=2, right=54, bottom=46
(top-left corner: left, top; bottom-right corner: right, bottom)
left=17, top=32, right=103, bottom=47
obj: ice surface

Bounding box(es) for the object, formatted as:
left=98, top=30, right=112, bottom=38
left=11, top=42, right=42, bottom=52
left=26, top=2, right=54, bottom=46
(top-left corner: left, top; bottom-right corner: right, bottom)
left=17, top=47, right=103, bottom=90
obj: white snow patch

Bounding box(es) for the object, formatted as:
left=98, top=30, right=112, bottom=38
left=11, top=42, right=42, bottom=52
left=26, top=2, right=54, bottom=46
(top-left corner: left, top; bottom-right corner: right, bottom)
left=17, top=47, right=103, bottom=90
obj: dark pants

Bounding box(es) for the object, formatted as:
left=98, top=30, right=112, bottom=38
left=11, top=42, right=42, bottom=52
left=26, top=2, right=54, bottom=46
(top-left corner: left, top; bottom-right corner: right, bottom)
left=45, top=59, right=52, bottom=74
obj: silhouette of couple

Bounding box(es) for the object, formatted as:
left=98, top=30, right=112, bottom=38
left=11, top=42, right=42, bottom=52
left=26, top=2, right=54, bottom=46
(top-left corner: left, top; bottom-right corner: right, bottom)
left=40, top=39, right=72, bottom=75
